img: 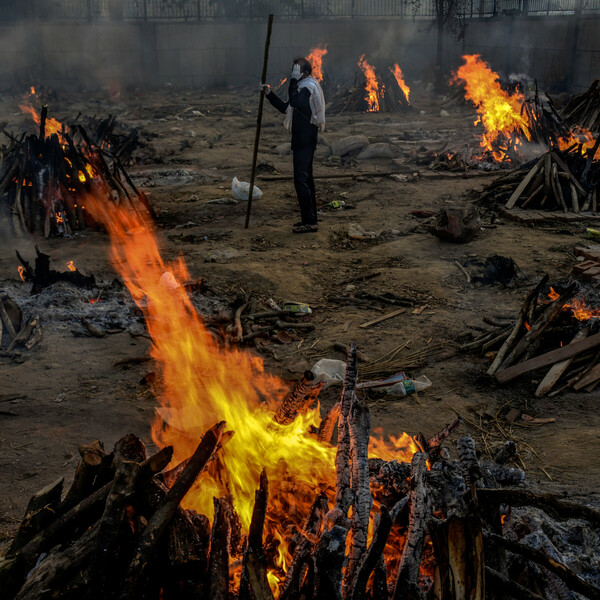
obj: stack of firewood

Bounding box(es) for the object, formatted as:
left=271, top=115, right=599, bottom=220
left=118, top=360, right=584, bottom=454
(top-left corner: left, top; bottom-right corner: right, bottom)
left=462, top=275, right=600, bottom=395
left=562, top=79, right=600, bottom=133
left=2, top=344, right=600, bottom=600
left=476, top=146, right=600, bottom=214
left=0, top=106, right=153, bottom=237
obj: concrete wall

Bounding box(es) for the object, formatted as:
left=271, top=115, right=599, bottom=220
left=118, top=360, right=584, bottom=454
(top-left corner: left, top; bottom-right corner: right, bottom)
left=0, top=16, right=598, bottom=93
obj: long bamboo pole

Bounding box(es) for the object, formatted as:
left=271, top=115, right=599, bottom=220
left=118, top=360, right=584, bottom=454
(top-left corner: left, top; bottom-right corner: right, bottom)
left=244, top=14, right=274, bottom=229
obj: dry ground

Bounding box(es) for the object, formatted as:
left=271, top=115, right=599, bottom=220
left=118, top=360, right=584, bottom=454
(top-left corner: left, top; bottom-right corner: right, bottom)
left=1, top=85, right=598, bottom=547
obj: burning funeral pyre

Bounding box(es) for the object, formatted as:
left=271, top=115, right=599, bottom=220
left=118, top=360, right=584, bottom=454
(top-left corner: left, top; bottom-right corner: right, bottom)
left=328, top=56, right=411, bottom=114
left=463, top=274, right=600, bottom=396
left=445, top=55, right=600, bottom=172
left=2, top=169, right=600, bottom=600
left=0, top=92, right=152, bottom=237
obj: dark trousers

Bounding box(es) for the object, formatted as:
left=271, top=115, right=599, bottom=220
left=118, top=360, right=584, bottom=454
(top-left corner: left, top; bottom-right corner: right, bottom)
left=293, top=145, right=317, bottom=225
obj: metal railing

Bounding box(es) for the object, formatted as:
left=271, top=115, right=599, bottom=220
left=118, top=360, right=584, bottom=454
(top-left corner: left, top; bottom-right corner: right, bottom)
left=1, top=0, right=598, bottom=20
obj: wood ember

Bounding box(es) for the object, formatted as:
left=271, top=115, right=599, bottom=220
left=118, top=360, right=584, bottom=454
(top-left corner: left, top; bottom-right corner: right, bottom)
left=17, top=246, right=95, bottom=294
left=2, top=360, right=600, bottom=600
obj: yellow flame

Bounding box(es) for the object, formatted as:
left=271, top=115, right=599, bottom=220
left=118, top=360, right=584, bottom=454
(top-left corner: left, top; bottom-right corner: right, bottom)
left=390, top=63, right=410, bottom=104
left=451, top=54, right=531, bottom=161
left=306, top=45, right=328, bottom=83
left=82, top=189, right=421, bottom=594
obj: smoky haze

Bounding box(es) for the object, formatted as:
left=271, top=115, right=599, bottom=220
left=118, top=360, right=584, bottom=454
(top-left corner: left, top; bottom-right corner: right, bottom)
left=0, top=10, right=595, bottom=96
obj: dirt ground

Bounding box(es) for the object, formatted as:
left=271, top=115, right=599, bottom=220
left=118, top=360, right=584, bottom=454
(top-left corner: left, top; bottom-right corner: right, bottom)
left=1, top=84, right=599, bottom=548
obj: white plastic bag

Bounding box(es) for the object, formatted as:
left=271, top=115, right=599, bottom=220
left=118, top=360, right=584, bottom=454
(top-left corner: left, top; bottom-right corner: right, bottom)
left=232, top=176, right=263, bottom=201
left=311, top=359, right=346, bottom=387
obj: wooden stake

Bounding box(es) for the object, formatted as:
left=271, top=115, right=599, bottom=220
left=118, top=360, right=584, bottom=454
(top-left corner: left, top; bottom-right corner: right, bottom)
left=244, top=14, right=274, bottom=229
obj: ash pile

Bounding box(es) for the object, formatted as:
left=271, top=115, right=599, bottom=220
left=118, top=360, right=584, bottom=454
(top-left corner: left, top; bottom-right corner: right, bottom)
left=0, top=247, right=225, bottom=360
left=1, top=345, right=599, bottom=600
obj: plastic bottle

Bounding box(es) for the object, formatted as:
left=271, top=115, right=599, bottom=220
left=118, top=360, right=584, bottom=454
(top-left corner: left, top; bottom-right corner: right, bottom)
left=387, top=375, right=432, bottom=397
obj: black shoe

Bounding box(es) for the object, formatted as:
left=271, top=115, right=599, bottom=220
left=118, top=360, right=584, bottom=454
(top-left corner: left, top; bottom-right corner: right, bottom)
left=293, top=223, right=318, bottom=234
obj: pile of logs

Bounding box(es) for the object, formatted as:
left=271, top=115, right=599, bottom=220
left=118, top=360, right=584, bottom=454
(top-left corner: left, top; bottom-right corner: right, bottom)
left=429, top=150, right=471, bottom=172
left=83, top=114, right=146, bottom=166
left=0, top=106, right=153, bottom=237
left=328, top=71, right=410, bottom=115
left=562, top=79, right=600, bottom=133
left=520, top=88, right=573, bottom=150
left=2, top=344, right=600, bottom=600
left=476, top=146, right=600, bottom=214
left=462, top=275, right=600, bottom=395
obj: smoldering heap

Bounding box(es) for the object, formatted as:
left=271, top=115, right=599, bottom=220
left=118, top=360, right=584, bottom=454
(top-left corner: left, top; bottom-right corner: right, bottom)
left=1, top=345, right=599, bottom=600
left=0, top=105, right=152, bottom=238
left=463, top=274, right=600, bottom=396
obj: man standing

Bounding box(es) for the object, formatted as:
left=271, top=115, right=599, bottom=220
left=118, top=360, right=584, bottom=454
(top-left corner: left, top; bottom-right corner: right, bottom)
left=263, top=58, right=326, bottom=234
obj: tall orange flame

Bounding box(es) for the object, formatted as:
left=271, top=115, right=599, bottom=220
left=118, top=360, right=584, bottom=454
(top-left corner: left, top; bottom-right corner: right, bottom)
left=358, top=54, right=382, bottom=112
left=17, top=266, right=25, bottom=282
left=66, top=260, right=76, bottom=272
left=451, top=54, right=531, bottom=161
left=390, top=63, right=410, bottom=104
left=306, top=44, right=328, bottom=83
left=83, top=195, right=335, bottom=585
left=452, top=54, right=600, bottom=162
left=84, top=192, right=419, bottom=594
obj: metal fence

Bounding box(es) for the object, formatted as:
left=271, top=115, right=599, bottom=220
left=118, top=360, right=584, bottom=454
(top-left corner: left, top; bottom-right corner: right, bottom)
left=1, top=0, right=598, bottom=20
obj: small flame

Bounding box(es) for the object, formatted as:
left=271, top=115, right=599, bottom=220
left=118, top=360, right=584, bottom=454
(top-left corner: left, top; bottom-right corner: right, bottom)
left=358, top=55, right=382, bottom=112
left=17, top=266, right=25, bottom=282
left=557, top=127, right=600, bottom=160
left=30, top=86, right=35, bottom=95
left=19, top=103, right=65, bottom=140
left=548, top=287, right=600, bottom=321
left=306, top=45, right=328, bottom=83
left=390, top=63, right=410, bottom=104
left=369, top=429, right=421, bottom=462
left=278, top=77, right=287, bottom=87
left=66, top=260, right=76, bottom=272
